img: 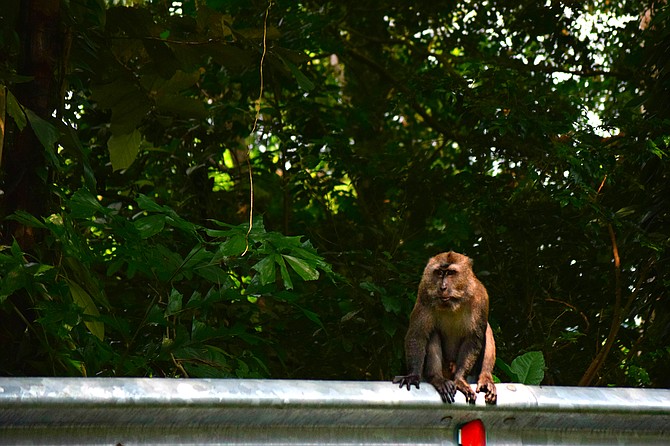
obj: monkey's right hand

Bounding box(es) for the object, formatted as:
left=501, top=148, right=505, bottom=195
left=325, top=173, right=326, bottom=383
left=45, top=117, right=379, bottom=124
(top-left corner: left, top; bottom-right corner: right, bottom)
left=432, top=379, right=457, bottom=404
left=393, top=374, right=420, bottom=390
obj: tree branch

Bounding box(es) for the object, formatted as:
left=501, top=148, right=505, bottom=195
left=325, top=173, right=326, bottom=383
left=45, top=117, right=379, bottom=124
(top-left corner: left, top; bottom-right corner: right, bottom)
left=579, top=226, right=650, bottom=386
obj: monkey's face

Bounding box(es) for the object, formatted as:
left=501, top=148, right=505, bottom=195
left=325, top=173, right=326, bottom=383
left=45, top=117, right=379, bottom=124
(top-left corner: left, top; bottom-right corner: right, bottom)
left=424, top=252, right=473, bottom=311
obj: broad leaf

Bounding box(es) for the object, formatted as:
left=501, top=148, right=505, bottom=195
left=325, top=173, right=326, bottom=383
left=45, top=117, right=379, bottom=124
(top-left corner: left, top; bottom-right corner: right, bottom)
left=284, top=255, right=319, bottom=281
left=108, top=129, right=141, bottom=171
left=68, top=189, right=106, bottom=219
left=166, top=288, right=183, bottom=317
left=67, top=279, right=104, bottom=341
left=509, top=351, right=545, bottom=385
left=134, top=214, right=166, bottom=238
left=6, top=89, right=26, bottom=130
left=252, top=255, right=276, bottom=286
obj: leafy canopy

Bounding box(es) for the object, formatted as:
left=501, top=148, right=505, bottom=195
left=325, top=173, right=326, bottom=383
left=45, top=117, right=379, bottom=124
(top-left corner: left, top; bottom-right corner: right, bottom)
left=0, top=0, right=668, bottom=387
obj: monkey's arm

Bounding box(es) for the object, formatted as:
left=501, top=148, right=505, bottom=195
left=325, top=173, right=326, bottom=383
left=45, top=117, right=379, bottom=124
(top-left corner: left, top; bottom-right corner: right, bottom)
left=475, top=323, right=497, bottom=404
left=393, top=308, right=431, bottom=390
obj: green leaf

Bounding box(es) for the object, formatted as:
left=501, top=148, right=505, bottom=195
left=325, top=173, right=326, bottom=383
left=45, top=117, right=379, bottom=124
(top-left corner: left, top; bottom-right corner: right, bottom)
left=108, top=129, right=141, bottom=171
left=59, top=122, right=97, bottom=191
left=156, top=94, right=207, bottom=118
left=276, top=254, right=293, bottom=290
left=194, top=264, right=230, bottom=283
left=134, top=214, right=166, bottom=238
left=6, top=89, right=26, bottom=130
left=166, top=288, right=183, bottom=317
left=509, top=351, right=545, bottom=385
left=495, top=357, right=518, bottom=382
left=10, top=239, right=23, bottom=258
left=252, top=255, right=276, bottom=286
left=136, top=194, right=168, bottom=213
left=24, top=108, right=60, bottom=166
left=283, top=254, right=319, bottom=281
left=68, top=189, right=106, bottom=219
left=278, top=55, right=315, bottom=91
left=136, top=195, right=199, bottom=236
left=66, top=279, right=104, bottom=341
left=217, top=234, right=248, bottom=257
left=64, top=257, right=111, bottom=311
left=298, top=306, right=325, bottom=330
left=6, top=210, right=46, bottom=229
left=380, top=294, right=402, bottom=315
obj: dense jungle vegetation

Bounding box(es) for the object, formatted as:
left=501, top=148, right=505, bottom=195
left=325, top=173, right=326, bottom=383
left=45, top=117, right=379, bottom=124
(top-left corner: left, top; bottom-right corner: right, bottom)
left=1, top=0, right=668, bottom=388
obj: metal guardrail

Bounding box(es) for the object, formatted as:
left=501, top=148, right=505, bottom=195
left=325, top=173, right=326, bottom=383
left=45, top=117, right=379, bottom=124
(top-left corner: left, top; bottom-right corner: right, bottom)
left=0, top=378, right=668, bottom=445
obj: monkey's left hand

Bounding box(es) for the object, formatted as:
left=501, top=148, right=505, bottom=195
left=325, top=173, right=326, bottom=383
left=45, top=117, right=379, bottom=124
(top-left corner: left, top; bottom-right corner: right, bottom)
left=476, top=375, right=497, bottom=405
left=393, top=374, right=420, bottom=390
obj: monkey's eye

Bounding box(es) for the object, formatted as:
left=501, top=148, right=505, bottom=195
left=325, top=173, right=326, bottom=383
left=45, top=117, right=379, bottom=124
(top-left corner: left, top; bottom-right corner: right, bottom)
left=446, top=269, right=457, bottom=276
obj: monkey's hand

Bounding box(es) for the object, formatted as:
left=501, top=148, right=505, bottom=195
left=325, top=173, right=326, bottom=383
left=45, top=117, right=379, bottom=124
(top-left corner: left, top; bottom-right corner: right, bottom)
left=431, top=378, right=457, bottom=404
left=476, top=374, right=497, bottom=405
left=393, top=374, right=420, bottom=391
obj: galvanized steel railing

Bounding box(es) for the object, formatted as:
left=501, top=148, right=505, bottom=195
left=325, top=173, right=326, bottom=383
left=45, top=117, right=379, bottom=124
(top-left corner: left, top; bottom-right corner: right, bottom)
left=0, top=378, right=668, bottom=445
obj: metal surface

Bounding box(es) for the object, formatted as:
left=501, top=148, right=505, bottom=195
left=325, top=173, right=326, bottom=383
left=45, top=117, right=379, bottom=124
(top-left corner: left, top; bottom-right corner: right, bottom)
left=0, top=378, right=668, bottom=445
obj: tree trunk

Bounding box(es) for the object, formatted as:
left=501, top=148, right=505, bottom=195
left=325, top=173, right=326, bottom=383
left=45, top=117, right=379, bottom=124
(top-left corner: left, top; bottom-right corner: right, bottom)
left=2, top=0, right=63, bottom=248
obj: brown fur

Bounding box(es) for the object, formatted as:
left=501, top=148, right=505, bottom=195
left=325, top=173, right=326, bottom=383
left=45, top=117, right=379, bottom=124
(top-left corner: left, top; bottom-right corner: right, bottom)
left=393, top=252, right=497, bottom=404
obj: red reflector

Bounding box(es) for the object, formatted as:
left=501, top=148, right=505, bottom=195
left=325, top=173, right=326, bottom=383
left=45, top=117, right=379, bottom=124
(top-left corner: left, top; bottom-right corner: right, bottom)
left=458, top=419, right=486, bottom=446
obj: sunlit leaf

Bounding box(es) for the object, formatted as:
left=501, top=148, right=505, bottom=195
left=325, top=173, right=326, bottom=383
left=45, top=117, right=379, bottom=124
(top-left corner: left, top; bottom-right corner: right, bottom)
left=276, top=254, right=293, bottom=290
left=284, top=255, right=319, bottom=281
left=67, top=279, right=104, bottom=341
left=108, top=129, right=141, bottom=171
left=5, top=89, right=26, bottom=130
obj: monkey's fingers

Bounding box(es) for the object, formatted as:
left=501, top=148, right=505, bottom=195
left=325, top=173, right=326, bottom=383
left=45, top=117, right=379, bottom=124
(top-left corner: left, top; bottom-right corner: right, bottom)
left=392, top=375, right=420, bottom=390
left=476, top=380, right=497, bottom=405
left=485, top=390, right=497, bottom=405
left=433, top=380, right=456, bottom=404
left=480, top=385, right=497, bottom=405
left=455, top=379, right=477, bottom=404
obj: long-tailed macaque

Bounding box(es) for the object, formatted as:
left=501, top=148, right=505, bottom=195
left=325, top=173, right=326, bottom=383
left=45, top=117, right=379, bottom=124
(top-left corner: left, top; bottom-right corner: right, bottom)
left=393, top=251, right=497, bottom=404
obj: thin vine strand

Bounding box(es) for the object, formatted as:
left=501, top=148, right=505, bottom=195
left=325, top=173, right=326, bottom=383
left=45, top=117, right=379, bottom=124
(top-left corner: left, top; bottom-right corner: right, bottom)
left=242, top=0, right=272, bottom=256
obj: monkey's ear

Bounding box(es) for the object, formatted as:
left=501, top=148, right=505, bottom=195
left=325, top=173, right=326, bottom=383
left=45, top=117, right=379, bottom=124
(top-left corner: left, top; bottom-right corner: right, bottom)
left=467, top=256, right=474, bottom=267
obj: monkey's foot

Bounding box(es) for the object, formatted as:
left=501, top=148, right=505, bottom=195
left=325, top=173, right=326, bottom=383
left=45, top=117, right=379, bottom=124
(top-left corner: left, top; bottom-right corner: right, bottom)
left=431, top=378, right=457, bottom=404
left=393, top=374, right=420, bottom=391
left=476, top=376, right=497, bottom=405
left=455, top=378, right=477, bottom=404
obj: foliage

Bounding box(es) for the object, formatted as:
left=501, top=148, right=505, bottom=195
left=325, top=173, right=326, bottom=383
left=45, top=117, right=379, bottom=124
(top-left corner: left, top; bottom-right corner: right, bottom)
left=1, top=0, right=669, bottom=387
left=1, top=190, right=330, bottom=376
left=497, top=351, right=546, bottom=386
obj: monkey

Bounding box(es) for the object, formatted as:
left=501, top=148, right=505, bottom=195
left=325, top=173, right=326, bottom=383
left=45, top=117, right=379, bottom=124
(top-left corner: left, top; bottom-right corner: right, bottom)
left=393, top=251, right=497, bottom=404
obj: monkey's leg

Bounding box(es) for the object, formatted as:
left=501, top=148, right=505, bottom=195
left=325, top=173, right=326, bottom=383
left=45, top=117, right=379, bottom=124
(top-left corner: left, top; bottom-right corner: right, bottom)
left=476, top=323, right=497, bottom=404
left=425, top=333, right=457, bottom=403
left=453, top=338, right=481, bottom=404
